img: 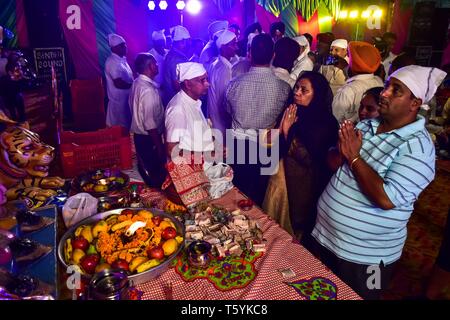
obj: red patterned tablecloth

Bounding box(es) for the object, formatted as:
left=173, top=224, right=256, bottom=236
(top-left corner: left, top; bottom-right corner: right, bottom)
left=136, top=188, right=361, bottom=300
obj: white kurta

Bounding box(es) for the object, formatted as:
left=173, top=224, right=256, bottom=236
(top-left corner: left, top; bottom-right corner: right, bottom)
left=105, top=53, right=133, bottom=129
left=272, top=67, right=296, bottom=88
left=165, top=90, right=214, bottom=152
left=149, top=48, right=167, bottom=86
left=207, top=56, right=232, bottom=138
left=290, top=55, right=314, bottom=82
left=129, top=74, right=164, bottom=135
left=332, top=73, right=384, bottom=123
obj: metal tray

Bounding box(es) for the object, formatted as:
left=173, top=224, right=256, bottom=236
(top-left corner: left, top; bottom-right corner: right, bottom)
left=57, top=208, right=185, bottom=286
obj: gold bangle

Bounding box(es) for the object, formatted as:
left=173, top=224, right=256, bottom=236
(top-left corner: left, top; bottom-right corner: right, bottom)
left=350, top=156, right=361, bottom=170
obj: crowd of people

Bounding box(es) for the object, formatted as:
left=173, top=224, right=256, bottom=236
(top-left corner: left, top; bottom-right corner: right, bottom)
left=102, top=20, right=448, bottom=300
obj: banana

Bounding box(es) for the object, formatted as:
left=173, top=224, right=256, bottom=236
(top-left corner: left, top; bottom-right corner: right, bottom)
left=74, top=225, right=85, bottom=237
left=136, top=259, right=161, bottom=273
left=129, top=256, right=149, bottom=273
left=111, top=220, right=133, bottom=232
left=92, top=221, right=108, bottom=238
left=64, top=238, right=72, bottom=263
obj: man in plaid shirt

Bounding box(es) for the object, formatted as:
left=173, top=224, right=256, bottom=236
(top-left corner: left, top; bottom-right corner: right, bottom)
left=225, top=33, right=291, bottom=205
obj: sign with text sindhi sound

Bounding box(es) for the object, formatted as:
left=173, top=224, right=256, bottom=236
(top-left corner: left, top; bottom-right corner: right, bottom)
left=33, top=47, right=67, bottom=84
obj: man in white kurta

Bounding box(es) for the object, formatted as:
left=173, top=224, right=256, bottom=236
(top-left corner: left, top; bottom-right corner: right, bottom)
left=105, top=34, right=133, bottom=130
left=149, top=30, right=168, bottom=87
left=165, top=62, right=214, bottom=156
left=207, top=30, right=238, bottom=141
left=332, top=41, right=384, bottom=123
left=290, top=36, right=314, bottom=82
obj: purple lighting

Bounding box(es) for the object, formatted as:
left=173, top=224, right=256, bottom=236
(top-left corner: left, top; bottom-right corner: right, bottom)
left=186, top=0, right=201, bottom=15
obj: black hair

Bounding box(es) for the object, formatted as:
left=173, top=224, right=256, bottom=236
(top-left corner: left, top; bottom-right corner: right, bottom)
left=273, top=37, right=300, bottom=72
left=244, top=22, right=262, bottom=39
left=303, top=33, right=313, bottom=47
left=382, top=32, right=397, bottom=41
left=229, top=23, right=240, bottom=31
left=251, top=34, right=274, bottom=65
left=362, top=87, right=384, bottom=104
left=270, top=22, right=285, bottom=37
left=134, top=53, right=154, bottom=74
left=390, top=53, right=416, bottom=74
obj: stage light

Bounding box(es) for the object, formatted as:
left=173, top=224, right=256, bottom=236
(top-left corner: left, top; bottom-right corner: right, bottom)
left=186, top=0, right=202, bottom=14
left=361, top=10, right=371, bottom=18
left=319, top=16, right=332, bottom=24
left=176, top=0, right=186, bottom=10
left=159, top=0, right=168, bottom=10
left=148, top=0, right=156, bottom=10
left=339, top=10, right=348, bottom=19
left=373, top=10, right=382, bottom=18
left=349, top=10, right=358, bottom=19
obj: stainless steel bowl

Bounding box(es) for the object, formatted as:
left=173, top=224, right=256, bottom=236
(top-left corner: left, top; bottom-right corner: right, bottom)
left=57, top=208, right=185, bottom=286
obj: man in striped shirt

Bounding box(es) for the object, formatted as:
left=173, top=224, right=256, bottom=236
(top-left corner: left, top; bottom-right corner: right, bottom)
left=310, top=65, right=446, bottom=299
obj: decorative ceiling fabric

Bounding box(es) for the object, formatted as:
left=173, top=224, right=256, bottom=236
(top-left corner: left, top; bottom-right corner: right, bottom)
left=212, top=0, right=240, bottom=14
left=256, top=0, right=341, bottom=21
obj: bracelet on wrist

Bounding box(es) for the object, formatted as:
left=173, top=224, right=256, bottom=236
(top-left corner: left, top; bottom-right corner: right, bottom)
left=350, top=156, right=361, bottom=170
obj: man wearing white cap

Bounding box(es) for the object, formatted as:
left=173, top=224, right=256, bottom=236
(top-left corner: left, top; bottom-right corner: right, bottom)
left=290, top=35, right=314, bottom=82
left=162, top=25, right=191, bottom=106
left=165, top=62, right=214, bottom=157
left=149, top=30, right=168, bottom=86
left=330, top=39, right=349, bottom=63
left=310, top=65, right=446, bottom=299
left=207, top=30, right=238, bottom=140
left=199, top=20, right=228, bottom=69
left=105, top=33, right=133, bottom=130
left=319, top=38, right=349, bottom=95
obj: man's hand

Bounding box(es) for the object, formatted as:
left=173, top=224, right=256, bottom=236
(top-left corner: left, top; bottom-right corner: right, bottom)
left=339, top=120, right=362, bottom=162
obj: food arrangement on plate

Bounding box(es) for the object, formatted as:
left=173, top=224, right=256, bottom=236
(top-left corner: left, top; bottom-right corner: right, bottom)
left=72, top=168, right=129, bottom=196
left=59, top=208, right=184, bottom=280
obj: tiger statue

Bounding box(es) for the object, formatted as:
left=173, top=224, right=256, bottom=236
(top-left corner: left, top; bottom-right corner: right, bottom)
left=0, top=113, right=65, bottom=207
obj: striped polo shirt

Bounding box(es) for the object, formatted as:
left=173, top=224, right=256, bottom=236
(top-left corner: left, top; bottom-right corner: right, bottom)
left=312, top=115, right=435, bottom=265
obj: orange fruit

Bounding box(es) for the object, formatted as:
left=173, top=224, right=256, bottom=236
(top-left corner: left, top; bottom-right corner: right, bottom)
left=162, top=239, right=178, bottom=256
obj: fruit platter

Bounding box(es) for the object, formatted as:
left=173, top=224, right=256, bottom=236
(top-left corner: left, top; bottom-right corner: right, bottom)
left=57, top=208, right=185, bottom=285
left=71, top=168, right=129, bottom=197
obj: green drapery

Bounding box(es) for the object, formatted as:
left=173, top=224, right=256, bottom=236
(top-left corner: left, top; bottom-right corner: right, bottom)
left=256, top=0, right=341, bottom=21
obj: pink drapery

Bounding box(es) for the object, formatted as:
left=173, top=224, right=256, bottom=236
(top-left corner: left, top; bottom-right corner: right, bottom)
left=59, top=0, right=101, bottom=79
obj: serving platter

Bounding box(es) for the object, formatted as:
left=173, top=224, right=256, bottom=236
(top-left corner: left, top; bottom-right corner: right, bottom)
left=57, top=208, right=185, bottom=286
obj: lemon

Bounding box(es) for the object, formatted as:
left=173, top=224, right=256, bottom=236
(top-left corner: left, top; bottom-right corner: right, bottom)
left=162, top=239, right=178, bottom=256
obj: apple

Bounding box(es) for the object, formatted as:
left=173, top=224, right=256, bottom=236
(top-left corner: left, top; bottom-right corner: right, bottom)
left=111, top=259, right=129, bottom=271
left=72, top=236, right=89, bottom=252
left=151, top=216, right=162, bottom=226
left=80, top=254, right=100, bottom=274
left=161, top=227, right=177, bottom=240
left=147, top=246, right=164, bottom=260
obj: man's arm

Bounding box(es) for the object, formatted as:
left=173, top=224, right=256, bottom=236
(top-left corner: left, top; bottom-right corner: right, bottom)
left=147, top=128, right=165, bottom=162
left=339, top=120, right=395, bottom=210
